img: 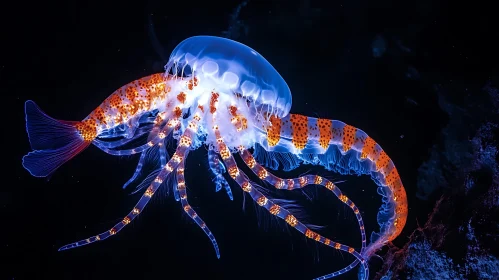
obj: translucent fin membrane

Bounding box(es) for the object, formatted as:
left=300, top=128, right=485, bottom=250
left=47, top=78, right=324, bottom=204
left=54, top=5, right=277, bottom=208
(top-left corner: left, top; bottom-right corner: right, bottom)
left=22, top=100, right=90, bottom=177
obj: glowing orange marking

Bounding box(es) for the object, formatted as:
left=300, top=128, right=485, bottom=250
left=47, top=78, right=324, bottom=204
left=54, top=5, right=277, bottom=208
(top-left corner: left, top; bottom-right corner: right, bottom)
left=241, top=181, right=252, bottom=192
left=385, top=167, right=408, bottom=241
left=173, top=106, right=182, bottom=118
left=274, top=179, right=285, bottom=189
left=299, top=176, right=308, bottom=187
left=325, top=181, right=335, bottom=190
left=179, top=135, right=192, bottom=147
left=361, top=137, right=376, bottom=159
left=210, top=92, right=219, bottom=114
left=257, top=168, right=268, bottom=179
left=92, top=107, right=106, bottom=125
left=314, top=175, right=322, bottom=185
left=228, top=105, right=238, bottom=116
left=285, top=215, right=298, bottom=227
left=305, top=229, right=315, bottom=239
left=228, top=166, right=239, bottom=179
left=145, top=187, right=154, bottom=197
left=342, top=125, right=357, bottom=152
left=125, top=85, right=138, bottom=103
left=177, top=92, right=186, bottom=103
left=267, top=115, right=281, bottom=146
left=108, top=94, right=122, bottom=108
left=257, top=196, right=268, bottom=206
left=75, top=119, right=97, bottom=141
left=269, top=204, right=280, bottom=215
left=317, top=118, right=332, bottom=149
left=290, top=114, right=308, bottom=150
left=187, top=76, right=199, bottom=90
left=376, top=150, right=390, bottom=172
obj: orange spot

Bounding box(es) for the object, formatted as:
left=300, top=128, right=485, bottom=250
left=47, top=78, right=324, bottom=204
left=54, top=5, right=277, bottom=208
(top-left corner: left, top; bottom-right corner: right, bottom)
left=187, top=76, right=199, bottom=90
left=210, top=92, right=219, bottom=114
left=267, top=115, right=281, bottom=146
left=75, top=119, right=97, bottom=141
left=285, top=214, right=298, bottom=227
left=125, top=85, right=139, bottom=103
left=231, top=115, right=248, bottom=131
left=177, top=92, right=186, bottom=103
left=173, top=106, right=182, bottom=118
left=375, top=150, right=390, bottom=172
left=108, top=94, right=122, bottom=108
left=325, top=181, right=335, bottom=190
left=361, top=136, right=376, bottom=159
left=342, top=125, right=357, bottom=152
left=269, top=204, right=280, bottom=215
left=290, top=114, right=308, bottom=150
left=386, top=167, right=403, bottom=191
left=91, top=106, right=106, bottom=125
left=305, top=229, right=316, bottom=239
left=228, top=105, right=238, bottom=116
left=317, top=118, right=332, bottom=149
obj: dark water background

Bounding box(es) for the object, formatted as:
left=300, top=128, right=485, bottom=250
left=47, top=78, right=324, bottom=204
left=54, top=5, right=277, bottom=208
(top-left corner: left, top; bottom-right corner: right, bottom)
left=4, top=0, right=498, bottom=279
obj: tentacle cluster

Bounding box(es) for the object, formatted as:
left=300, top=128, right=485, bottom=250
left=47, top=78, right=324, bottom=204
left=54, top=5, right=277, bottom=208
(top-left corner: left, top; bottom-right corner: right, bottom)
left=23, top=36, right=407, bottom=280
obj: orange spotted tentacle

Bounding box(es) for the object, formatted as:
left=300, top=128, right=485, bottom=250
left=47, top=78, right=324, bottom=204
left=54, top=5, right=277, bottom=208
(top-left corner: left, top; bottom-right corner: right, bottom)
left=260, top=113, right=407, bottom=259
left=175, top=159, right=221, bottom=258
left=240, top=149, right=367, bottom=251
left=58, top=109, right=203, bottom=251
left=214, top=126, right=369, bottom=280
left=240, top=149, right=368, bottom=278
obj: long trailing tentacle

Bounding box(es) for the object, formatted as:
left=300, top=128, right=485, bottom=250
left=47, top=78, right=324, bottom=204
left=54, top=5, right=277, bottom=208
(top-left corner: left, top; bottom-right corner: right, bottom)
left=240, top=150, right=367, bottom=249
left=175, top=156, right=221, bottom=258
left=122, top=146, right=156, bottom=190
left=212, top=126, right=369, bottom=280
left=239, top=149, right=367, bottom=278
left=58, top=113, right=202, bottom=251
left=208, top=147, right=233, bottom=200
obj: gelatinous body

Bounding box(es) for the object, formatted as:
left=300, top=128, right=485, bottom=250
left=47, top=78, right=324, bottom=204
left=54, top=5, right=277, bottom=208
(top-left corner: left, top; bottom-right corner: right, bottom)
left=22, top=36, right=407, bottom=280
left=167, top=36, right=292, bottom=118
